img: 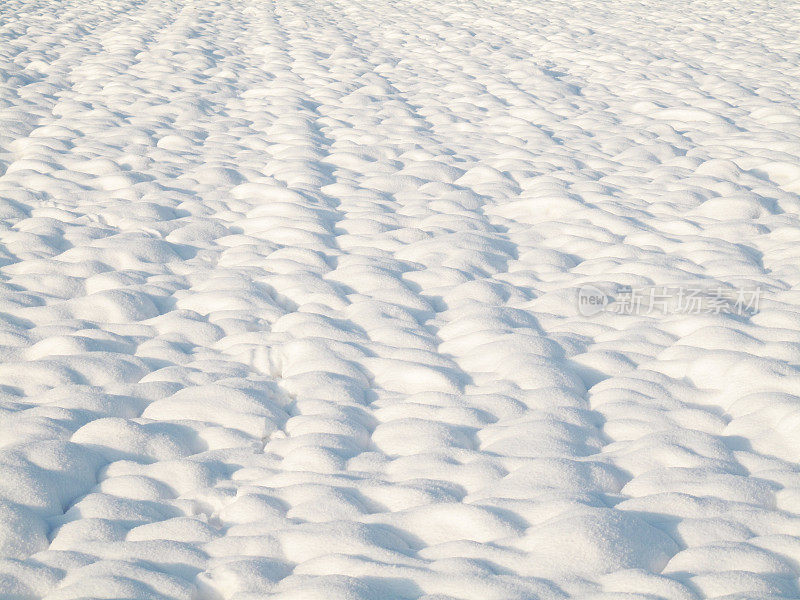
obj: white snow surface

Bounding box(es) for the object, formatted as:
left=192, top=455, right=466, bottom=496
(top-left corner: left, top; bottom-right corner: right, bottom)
left=2, top=0, right=800, bottom=598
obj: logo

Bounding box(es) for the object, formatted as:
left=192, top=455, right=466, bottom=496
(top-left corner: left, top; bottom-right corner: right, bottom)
left=577, top=285, right=610, bottom=316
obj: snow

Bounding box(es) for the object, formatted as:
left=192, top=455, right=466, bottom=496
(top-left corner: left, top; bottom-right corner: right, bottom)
left=1, top=0, right=800, bottom=598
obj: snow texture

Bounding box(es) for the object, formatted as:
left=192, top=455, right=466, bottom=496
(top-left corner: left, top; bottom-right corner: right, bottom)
left=2, top=0, right=800, bottom=598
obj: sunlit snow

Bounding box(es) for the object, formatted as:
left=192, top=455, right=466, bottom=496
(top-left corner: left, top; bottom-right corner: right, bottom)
left=2, top=0, right=800, bottom=598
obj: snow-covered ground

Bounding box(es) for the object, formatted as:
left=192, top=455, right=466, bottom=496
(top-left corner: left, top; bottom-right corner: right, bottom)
left=2, top=0, right=800, bottom=597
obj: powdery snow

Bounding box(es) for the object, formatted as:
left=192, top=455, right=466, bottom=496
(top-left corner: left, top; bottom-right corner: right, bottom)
left=2, top=0, right=800, bottom=598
